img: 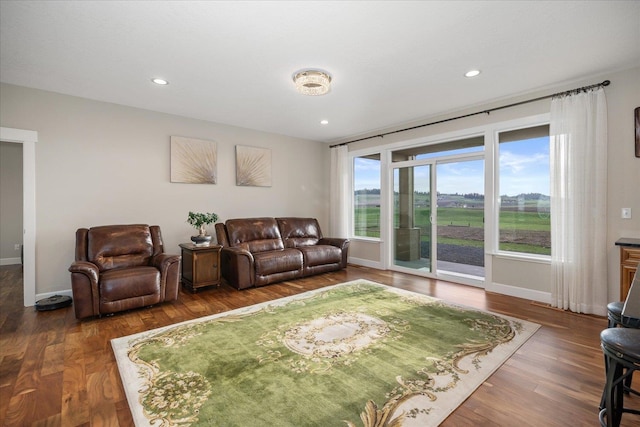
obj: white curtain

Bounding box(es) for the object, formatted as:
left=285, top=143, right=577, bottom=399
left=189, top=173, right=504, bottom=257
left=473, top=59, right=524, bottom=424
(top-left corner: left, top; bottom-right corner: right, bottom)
left=329, top=145, right=350, bottom=237
left=550, top=87, right=608, bottom=315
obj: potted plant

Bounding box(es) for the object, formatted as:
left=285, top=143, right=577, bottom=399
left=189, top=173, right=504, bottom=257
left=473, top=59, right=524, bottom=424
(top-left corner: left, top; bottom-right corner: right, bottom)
left=187, top=211, right=218, bottom=246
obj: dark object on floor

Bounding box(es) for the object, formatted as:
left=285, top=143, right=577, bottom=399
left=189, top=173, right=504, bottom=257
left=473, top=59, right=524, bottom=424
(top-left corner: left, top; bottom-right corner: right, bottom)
left=35, top=295, right=72, bottom=311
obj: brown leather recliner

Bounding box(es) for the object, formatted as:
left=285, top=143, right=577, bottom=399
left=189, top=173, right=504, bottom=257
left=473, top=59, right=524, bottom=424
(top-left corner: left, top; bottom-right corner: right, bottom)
left=215, top=217, right=349, bottom=290
left=68, top=224, right=181, bottom=319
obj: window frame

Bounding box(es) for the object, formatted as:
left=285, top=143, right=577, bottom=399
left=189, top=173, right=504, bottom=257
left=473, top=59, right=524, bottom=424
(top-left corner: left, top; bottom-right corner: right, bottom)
left=351, top=151, right=383, bottom=241
left=344, top=113, right=551, bottom=266
left=490, top=116, right=552, bottom=261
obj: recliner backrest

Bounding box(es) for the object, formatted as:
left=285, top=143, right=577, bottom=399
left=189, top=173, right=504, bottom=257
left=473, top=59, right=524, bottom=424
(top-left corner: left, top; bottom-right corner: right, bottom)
left=276, top=217, right=323, bottom=248
left=84, top=224, right=154, bottom=271
left=225, top=217, right=284, bottom=253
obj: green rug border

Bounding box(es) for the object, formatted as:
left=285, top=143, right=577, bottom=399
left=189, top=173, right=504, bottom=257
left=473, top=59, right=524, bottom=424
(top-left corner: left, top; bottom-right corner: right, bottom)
left=112, top=279, right=540, bottom=426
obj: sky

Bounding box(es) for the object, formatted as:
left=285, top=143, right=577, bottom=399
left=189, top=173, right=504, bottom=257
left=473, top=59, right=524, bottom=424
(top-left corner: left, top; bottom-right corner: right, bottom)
left=354, top=137, right=550, bottom=196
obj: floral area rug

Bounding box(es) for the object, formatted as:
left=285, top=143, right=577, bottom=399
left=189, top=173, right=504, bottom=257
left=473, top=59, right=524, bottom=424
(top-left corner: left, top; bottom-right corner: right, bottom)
left=111, top=279, right=540, bottom=426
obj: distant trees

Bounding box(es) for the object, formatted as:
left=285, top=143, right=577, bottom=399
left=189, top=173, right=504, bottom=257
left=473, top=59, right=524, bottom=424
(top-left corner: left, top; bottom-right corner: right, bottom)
left=354, top=188, right=380, bottom=195
left=500, top=193, right=550, bottom=200
left=462, top=193, right=484, bottom=200
left=356, top=189, right=549, bottom=200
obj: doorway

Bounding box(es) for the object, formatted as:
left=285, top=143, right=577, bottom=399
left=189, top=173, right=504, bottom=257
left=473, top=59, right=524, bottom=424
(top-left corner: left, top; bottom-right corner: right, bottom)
left=392, top=164, right=431, bottom=271
left=390, top=136, right=485, bottom=279
left=0, top=127, right=37, bottom=307
left=0, top=141, right=23, bottom=268
left=435, top=159, right=485, bottom=277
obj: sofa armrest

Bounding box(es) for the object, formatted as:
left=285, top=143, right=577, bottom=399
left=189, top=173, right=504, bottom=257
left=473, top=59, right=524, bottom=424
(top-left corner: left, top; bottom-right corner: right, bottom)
left=152, top=253, right=181, bottom=301
left=319, top=237, right=349, bottom=249
left=220, top=247, right=255, bottom=290
left=68, top=261, right=100, bottom=319
left=319, top=238, right=350, bottom=268
left=215, top=222, right=230, bottom=247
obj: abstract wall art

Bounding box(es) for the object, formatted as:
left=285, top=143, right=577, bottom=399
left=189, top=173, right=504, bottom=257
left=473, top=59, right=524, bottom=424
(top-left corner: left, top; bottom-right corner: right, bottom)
left=170, top=136, right=217, bottom=184
left=235, top=145, right=272, bottom=187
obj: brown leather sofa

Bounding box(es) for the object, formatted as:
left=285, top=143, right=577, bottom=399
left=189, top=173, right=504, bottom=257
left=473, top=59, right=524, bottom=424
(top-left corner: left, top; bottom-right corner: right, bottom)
left=68, top=224, right=181, bottom=319
left=215, top=217, right=349, bottom=290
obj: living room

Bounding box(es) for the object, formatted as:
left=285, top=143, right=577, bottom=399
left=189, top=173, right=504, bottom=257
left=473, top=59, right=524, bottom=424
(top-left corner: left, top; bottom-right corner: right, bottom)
left=0, top=1, right=639, bottom=426
left=0, top=1, right=638, bottom=310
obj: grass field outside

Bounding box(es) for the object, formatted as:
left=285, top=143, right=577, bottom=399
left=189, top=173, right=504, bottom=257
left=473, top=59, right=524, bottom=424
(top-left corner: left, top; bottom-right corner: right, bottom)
left=354, top=193, right=551, bottom=256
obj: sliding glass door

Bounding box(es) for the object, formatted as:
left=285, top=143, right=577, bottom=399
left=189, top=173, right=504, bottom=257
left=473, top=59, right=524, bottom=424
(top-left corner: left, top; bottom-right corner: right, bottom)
left=435, top=159, right=485, bottom=277
left=393, top=165, right=431, bottom=271
left=391, top=137, right=485, bottom=278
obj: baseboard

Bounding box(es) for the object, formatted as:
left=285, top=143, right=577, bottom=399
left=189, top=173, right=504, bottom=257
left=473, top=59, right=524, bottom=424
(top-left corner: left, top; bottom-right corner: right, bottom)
left=0, top=257, right=21, bottom=266
left=348, top=257, right=384, bottom=270
left=35, top=289, right=73, bottom=304
left=486, top=281, right=551, bottom=304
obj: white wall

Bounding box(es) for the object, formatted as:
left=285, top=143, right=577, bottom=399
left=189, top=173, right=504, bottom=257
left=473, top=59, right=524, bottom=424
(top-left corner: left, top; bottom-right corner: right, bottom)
left=0, top=141, right=23, bottom=264
left=0, top=83, right=330, bottom=296
left=343, top=66, right=640, bottom=303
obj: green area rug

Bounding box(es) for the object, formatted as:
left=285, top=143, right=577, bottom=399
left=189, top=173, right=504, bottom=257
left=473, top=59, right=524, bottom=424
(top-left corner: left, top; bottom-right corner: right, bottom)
left=112, top=280, right=540, bottom=426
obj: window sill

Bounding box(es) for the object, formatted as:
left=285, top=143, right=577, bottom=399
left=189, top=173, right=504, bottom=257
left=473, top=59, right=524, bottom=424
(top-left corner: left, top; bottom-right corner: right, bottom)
left=350, top=236, right=382, bottom=243
left=493, top=251, right=551, bottom=264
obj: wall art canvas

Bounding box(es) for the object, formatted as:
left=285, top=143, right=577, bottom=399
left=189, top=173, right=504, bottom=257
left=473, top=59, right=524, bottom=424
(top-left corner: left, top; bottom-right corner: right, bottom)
left=235, top=145, right=272, bottom=187
left=635, top=106, right=639, bottom=158
left=171, top=136, right=217, bottom=184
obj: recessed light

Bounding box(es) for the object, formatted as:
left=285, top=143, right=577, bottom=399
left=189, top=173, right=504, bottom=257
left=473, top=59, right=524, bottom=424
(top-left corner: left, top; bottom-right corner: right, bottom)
left=464, top=70, right=481, bottom=78
left=320, top=120, right=329, bottom=125
left=151, top=78, right=169, bottom=85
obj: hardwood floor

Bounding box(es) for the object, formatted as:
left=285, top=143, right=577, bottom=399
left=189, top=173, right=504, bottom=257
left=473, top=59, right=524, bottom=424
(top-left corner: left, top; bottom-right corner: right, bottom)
left=0, top=264, right=636, bottom=426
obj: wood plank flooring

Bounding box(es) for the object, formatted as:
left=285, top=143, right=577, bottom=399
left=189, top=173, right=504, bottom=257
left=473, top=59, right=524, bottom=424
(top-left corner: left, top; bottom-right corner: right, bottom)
left=0, top=264, right=637, bottom=426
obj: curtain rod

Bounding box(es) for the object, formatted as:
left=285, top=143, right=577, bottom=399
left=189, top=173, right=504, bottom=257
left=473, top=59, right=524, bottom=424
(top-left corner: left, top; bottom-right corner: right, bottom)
left=329, top=79, right=610, bottom=148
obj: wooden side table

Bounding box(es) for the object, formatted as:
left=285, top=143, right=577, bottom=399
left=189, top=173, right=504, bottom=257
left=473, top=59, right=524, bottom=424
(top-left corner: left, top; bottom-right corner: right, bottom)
left=179, top=243, right=222, bottom=292
left=615, top=238, right=640, bottom=301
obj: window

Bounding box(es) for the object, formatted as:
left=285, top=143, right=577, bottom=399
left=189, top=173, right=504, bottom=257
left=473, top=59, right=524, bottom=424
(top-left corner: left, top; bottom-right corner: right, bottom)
left=347, top=118, right=550, bottom=264
left=498, top=125, right=551, bottom=255
left=391, top=136, right=483, bottom=162
left=353, top=154, right=381, bottom=238
left=391, top=137, right=485, bottom=276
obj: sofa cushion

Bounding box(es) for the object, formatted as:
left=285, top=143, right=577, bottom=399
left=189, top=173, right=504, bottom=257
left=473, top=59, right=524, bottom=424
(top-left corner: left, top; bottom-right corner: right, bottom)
left=99, top=266, right=160, bottom=302
left=88, top=224, right=154, bottom=271
left=226, top=218, right=285, bottom=253
left=276, top=217, right=323, bottom=247
left=253, top=249, right=303, bottom=276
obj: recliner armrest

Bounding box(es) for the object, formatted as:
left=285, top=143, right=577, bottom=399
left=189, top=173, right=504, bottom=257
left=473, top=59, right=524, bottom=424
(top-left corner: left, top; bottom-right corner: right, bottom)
left=220, top=247, right=255, bottom=290
left=318, top=238, right=350, bottom=268
left=68, top=261, right=100, bottom=319
left=319, top=237, right=350, bottom=251
left=68, top=261, right=99, bottom=283
left=151, top=253, right=181, bottom=302
left=151, top=253, right=181, bottom=271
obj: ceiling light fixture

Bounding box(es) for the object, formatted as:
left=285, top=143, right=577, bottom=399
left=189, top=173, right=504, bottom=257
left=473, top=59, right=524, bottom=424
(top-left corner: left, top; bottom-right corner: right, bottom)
left=292, top=69, right=332, bottom=96
left=320, top=119, right=329, bottom=125
left=151, top=78, right=169, bottom=85
left=464, top=69, right=481, bottom=78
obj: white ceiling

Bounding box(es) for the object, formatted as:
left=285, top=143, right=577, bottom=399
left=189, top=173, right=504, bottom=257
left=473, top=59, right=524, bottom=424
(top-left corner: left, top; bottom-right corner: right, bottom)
left=1, top=1, right=639, bottom=143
